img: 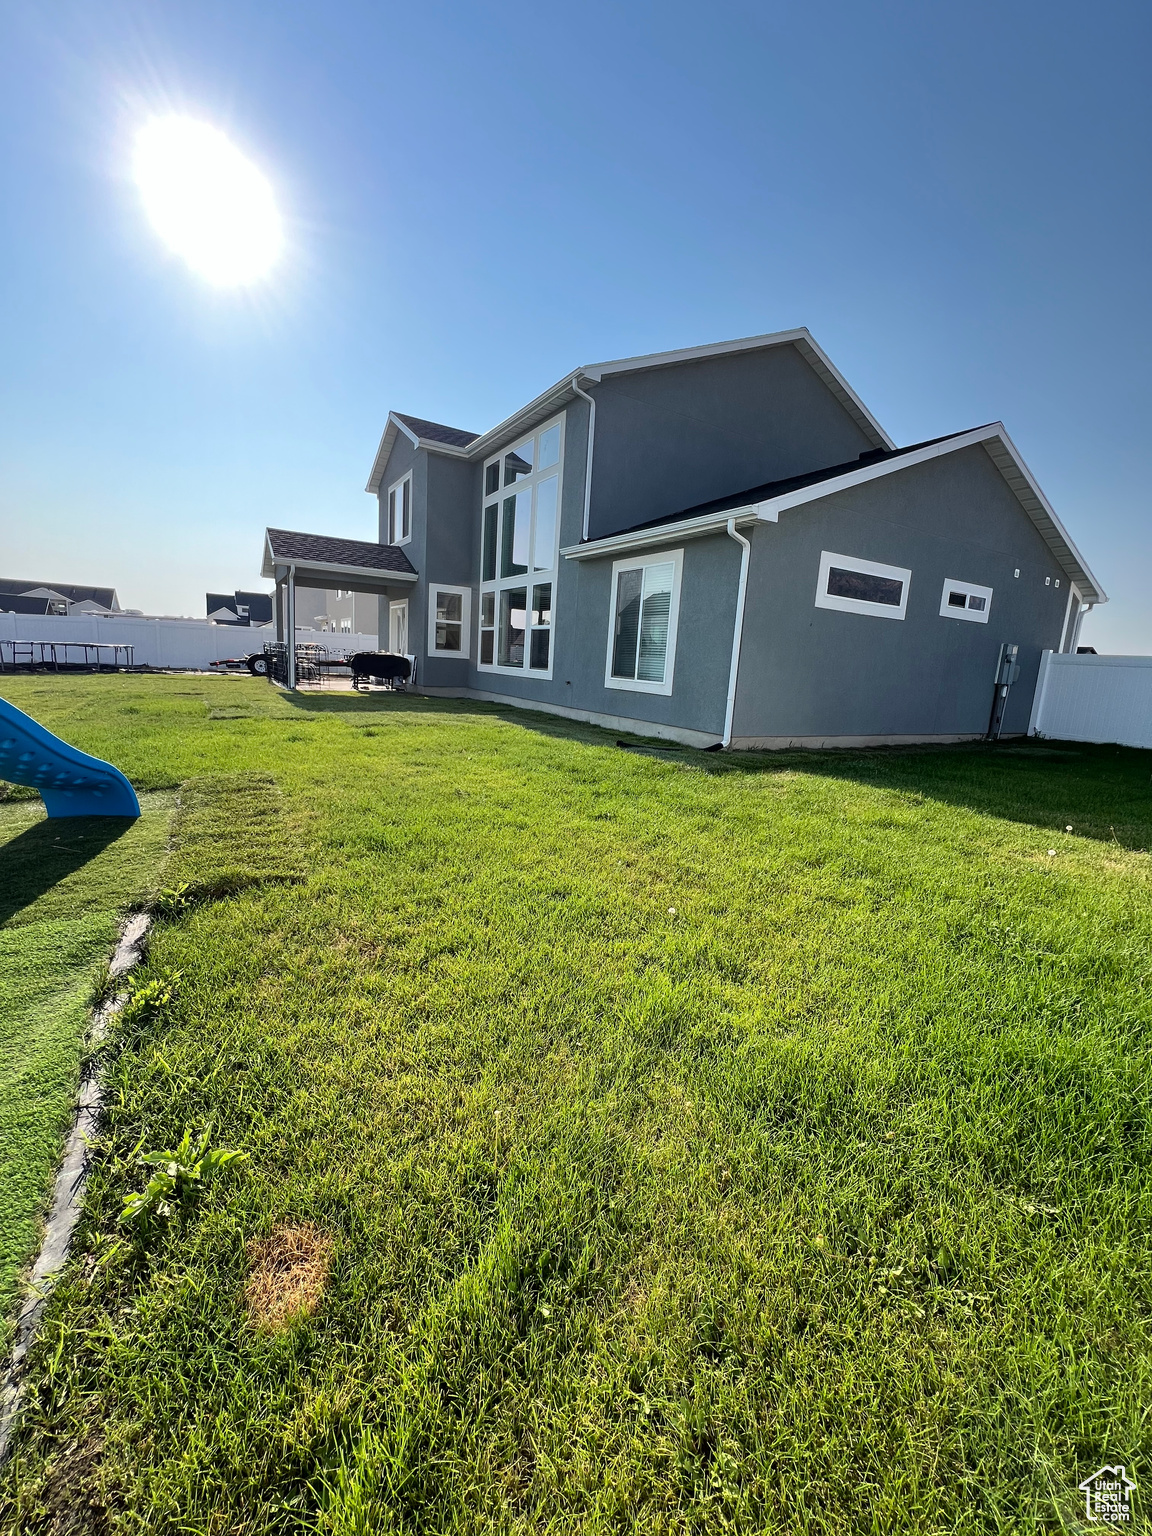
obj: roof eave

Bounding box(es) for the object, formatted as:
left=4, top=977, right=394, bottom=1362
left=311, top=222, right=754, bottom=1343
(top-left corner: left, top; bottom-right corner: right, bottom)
left=562, top=505, right=766, bottom=561
left=562, top=424, right=1106, bottom=602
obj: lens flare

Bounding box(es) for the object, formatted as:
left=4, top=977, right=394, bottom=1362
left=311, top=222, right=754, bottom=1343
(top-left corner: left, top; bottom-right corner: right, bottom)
left=134, top=117, right=281, bottom=285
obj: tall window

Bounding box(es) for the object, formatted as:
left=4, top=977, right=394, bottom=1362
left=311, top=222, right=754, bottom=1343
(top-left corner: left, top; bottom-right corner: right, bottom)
left=428, top=585, right=471, bottom=657
left=605, top=550, right=683, bottom=696
left=478, top=415, right=562, bottom=675
left=388, top=473, right=412, bottom=545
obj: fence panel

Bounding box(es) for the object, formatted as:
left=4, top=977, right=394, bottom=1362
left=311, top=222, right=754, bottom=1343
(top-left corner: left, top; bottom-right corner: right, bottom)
left=1029, top=652, right=1152, bottom=749
left=0, top=613, right=377, bottom=671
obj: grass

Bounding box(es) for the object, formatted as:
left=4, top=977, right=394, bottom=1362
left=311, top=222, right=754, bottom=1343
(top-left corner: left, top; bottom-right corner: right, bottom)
left=0, top=793, right=173, bottom=1341
left=1, top=672, right=1150, bottom=1533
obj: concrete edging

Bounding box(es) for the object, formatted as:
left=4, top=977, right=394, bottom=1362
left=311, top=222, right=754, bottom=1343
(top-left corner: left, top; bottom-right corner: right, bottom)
left=0, top=911, right=152, bottom=1465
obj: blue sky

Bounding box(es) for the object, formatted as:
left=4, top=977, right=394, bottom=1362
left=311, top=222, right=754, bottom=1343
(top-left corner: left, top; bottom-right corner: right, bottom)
left=2, top=0, right=1149, bottom=649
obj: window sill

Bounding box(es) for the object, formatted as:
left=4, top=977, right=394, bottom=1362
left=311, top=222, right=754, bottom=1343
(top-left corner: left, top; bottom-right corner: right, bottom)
left=605, top=675, right=673, bottom=697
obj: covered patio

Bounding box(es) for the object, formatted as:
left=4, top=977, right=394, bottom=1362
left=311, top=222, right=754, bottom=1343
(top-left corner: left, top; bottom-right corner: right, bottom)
left=261, top=528, right=417, bottom=689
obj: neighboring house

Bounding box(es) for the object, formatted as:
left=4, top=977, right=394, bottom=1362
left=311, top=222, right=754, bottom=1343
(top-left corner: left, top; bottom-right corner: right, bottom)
left=0, top=579, right=121, bottom=617
left=206, top=589, right=274, bottom=626
left=262, top=329, right=1106, bottom=747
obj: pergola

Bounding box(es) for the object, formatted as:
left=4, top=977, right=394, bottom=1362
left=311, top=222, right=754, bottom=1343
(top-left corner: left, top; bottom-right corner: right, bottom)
left=261, top=528, right=417, bottom=688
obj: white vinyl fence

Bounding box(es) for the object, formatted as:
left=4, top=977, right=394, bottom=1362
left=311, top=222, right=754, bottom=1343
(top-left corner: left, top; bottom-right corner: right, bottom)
left=1029, top=651, right=1152, bottom=749
left=0, top=612, right=378, bottom=672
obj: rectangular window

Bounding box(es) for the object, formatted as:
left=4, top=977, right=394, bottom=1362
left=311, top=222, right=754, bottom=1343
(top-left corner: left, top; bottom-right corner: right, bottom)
left=501, top=491, right=531, bottom=577
left=504, top=439, right=534, bottom=485
left=605, top=551, right=683, bottom=696
left=387, top=473, right=412, bottom=545
left=480, top=590, right=495, bottom=664
left=428, top=585, right=471, bottom=656
left=530, top=582, right=551, bottom=670
left=482, top=504, right=498, bottom=581
left=939, top=577, right=993, bottom=624
left=499, top=587, right=527, bottom=667
left=814, top=551, right=910, bottom=621
left=479, top=414, right=563, bottom=678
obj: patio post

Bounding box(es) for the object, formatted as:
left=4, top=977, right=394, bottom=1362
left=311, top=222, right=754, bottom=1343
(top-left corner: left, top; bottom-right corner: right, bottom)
left=286, top=566, right=297, bottom=690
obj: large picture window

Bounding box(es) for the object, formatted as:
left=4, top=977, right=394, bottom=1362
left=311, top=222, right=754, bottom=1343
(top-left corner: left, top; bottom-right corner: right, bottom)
left=605, top=550, right=683, bottom=696
left=814, top=550, right=910, bottom=621
left=387, top=473, right=412, bottom=546
left=478, top=416, right=563, bottom=675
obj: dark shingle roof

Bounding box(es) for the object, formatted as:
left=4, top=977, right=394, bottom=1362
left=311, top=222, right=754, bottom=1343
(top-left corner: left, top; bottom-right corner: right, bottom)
left=613, top=430, right=982, bottom=537
left=265, top=529, right=417, bottom=575
left=394, top=414, right=479, bottom=449
left=0, top=578, right=119, bottom=608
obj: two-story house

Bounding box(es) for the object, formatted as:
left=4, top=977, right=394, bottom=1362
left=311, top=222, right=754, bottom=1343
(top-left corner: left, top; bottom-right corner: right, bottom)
left=262, top=329, right=1105, bottom=747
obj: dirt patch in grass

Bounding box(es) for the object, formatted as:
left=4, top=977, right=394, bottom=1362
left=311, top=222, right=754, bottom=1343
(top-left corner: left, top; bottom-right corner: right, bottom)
left=246, top=1224, right=333, bottom=1331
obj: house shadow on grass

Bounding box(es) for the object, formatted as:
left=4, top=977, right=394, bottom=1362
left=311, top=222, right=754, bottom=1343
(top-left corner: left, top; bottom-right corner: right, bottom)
left=0, top=816, right=134, bottom=928
left=280, top=689, right=1152, bottom=852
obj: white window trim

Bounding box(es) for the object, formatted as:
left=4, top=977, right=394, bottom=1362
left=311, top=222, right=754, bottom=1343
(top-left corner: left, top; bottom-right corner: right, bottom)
left=814, top=549, right=910, bottom=621
left=427, top=583, right=472, bottom=659
left=939, top=576, right=993, bottom=624
left=604, top=547, right=684, bottom=697
left=387, top=472, right=413, bottom=547
left=477, top=412, right=565, bottom=680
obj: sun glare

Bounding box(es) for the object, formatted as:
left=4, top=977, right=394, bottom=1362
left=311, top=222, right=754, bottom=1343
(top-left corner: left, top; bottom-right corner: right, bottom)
left=134, top=117, right=282, bottom=286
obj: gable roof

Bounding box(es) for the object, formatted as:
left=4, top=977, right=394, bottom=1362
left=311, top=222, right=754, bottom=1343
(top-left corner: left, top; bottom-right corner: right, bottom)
left=365, top=411, right=481, bottom=494
left=393, top=414, right=479, bottom=449
left=562, top=423, right=1107, bottom=605
left=0, top=578, right=119, bottom=609
left=365, top=329, right=894, bottom=492
left=262, top=528, right=417, bottom=579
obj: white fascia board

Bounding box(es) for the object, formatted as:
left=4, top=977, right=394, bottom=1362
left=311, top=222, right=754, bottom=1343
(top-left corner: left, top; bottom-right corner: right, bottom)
left=270, top=558, right=417, bottom=588
left=978, top=425, right=1107, bottom=605
left=367, top=329, right=894, bottom=485
left=749, top=423, right=1105, bottom=604
left=583, top=328, right=895, bottom=451
left=562, top=506, right=762, bottom=562
left=260, top=532, right=276, bottom=580
left=461, top=373, right=585, bottom=464
left=562, top=424, right=1106, bottom=602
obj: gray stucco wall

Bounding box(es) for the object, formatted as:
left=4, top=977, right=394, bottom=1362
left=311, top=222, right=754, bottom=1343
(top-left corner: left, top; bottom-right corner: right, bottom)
left=731, top=444, right=1074, bottom=743
left=586, top=344, right=876, bottom=541
left=373, top=431, right=420, bottom=650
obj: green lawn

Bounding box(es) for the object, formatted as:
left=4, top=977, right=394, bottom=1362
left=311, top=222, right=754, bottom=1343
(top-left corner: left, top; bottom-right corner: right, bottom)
left=0, top=791, right=173, bottom=1341
left=1, top=673, right=1150, bottom=1534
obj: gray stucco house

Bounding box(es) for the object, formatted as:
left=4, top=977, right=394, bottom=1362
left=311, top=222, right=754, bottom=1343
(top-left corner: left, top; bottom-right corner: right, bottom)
left=263, top=329, right=1106, bottom=747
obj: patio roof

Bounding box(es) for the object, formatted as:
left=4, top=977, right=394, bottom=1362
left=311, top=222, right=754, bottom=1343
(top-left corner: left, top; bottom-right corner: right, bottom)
left=261, top=528, right=417, bottom=594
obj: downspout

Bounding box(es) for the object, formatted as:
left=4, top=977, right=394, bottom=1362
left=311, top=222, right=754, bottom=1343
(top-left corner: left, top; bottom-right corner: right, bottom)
left=571, top=376, right=596, bottom=541
left=722, top=519, right=752, bottom=749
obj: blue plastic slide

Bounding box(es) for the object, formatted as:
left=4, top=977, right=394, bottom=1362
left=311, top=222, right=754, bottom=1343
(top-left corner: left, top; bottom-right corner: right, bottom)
left=0, top=696, right=140, bottom=818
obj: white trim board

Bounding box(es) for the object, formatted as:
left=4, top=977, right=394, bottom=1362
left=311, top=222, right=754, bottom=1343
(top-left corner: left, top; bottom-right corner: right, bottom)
left=366, top=327, right=894, bottom=490
left=604, top=548, right=684, bottom=697
left=427, top=584, right=472, bottom=659
left=562, top=422, right=1105, bottom=605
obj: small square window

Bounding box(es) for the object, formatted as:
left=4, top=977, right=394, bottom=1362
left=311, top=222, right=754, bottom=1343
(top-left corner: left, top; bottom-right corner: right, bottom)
left=939, top=577, right=992, bottom=623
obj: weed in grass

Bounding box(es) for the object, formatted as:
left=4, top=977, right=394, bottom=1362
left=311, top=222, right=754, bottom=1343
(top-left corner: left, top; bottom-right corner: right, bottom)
left=119, top=1127, right=247, bottom=1235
